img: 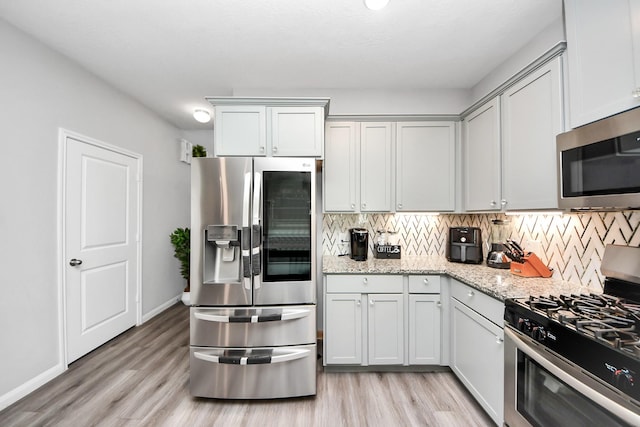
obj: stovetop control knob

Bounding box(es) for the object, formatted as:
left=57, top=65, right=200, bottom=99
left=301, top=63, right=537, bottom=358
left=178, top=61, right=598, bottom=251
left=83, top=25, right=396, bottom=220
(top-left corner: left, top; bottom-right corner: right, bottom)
left=517, top=318, right=531, bottom=333
left=531, top=326, right=546, bottom=342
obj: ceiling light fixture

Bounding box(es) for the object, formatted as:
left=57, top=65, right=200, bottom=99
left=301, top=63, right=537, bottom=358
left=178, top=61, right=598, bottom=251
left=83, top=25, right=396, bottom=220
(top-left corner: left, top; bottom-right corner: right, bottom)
left=364, top=0, right=389, bottom=10
left=193, top=109, right=211, bottom=123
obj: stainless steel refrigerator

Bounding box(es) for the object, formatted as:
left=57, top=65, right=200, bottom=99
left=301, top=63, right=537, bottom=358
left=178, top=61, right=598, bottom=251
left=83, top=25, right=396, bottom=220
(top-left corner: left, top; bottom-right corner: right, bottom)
left=189, top=157, right=317, bottom=399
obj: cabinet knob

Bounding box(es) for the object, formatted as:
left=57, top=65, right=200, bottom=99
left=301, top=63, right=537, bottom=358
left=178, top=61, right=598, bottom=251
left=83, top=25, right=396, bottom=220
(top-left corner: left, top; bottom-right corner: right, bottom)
left=398, top=204, right=403, bottom=210
left=436, top=301, right=442, bottom=308
left=362, top=203, right=367, bottom=209
left=468, top=291, right=474, bottom=297
left=490, top=200, right=497, bottom=207
left=259, top=146, right=265, bottom=152
left=501, top=199, right=507, bottom=207
left=496, top=336, right=504, bottom=344
left=423, top=278, right=429, bottom=284
left=632, top=88, right=640, bottom=98
left=351, top=203, right=355, bottom=210
left=370, top=299, right=374, bottom=306
left=363, top=277, right=368, bottom=284
left=272, top=146, right=278, bottom=153
left=357, top=300, right=361, bottom=307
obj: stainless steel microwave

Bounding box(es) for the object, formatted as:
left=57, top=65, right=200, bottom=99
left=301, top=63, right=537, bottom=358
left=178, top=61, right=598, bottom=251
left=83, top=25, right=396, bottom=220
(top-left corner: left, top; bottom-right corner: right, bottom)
left=557, top=106, right=640, bottom=210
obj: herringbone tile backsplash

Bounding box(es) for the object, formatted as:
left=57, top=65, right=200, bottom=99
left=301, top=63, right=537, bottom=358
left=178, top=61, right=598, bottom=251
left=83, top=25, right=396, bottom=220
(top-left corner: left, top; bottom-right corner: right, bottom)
left=322, top=211, right=640, bottom=289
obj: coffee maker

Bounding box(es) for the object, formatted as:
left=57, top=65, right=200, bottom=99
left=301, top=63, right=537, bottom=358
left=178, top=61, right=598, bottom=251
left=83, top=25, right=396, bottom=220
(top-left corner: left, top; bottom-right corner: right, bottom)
left=486, top=219, right=511, bottom=269
left=349, top=228, right=368, bottom=261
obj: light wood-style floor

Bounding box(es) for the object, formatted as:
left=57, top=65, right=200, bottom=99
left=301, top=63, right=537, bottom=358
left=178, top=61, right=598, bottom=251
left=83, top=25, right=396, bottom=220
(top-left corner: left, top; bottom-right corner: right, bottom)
left=0, top=303, right=495, bottom=427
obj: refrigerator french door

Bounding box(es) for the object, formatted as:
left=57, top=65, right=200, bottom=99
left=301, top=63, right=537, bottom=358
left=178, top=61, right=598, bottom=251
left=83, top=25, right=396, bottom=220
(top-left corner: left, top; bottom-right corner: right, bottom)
left=189, top=157, right=317, bottom=399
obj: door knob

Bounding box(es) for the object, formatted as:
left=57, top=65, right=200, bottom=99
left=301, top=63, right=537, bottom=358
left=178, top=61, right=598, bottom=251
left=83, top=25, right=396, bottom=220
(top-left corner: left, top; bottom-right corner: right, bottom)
left=69, top=258, right=83, bottom=266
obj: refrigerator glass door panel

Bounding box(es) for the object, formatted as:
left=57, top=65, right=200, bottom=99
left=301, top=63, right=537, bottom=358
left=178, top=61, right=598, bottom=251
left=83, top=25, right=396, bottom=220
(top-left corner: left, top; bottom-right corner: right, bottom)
left=253, top=158, right=316, bottom=305
left=191, top=157, right=253, bottom=306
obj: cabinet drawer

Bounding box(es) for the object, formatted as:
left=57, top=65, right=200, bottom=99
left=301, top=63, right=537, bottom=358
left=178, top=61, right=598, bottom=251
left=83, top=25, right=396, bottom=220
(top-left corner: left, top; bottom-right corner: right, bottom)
left=408, top=275, right=441, bottom=293
left=451, top=280, right=503, bottom=326
left=326, top=274, right=402, bottom=293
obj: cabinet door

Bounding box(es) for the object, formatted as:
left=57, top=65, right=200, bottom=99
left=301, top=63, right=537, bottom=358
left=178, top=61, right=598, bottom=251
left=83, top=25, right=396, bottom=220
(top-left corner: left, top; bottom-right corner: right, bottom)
left=463, top=99, right=502, bottom=212
left=214, top=105, right=267, bottom=156
left=451, top=298, right=504, bottom=426
left=325, top=293, right=362, bottom=365
left=367, top=294, right=404, bottom=365
left=324, top=122, right=359, bottom=212
left=396, top=122, right=455, bottom=212
left=501, top=57, right=563, bottom=210
left=270, top=107, right=324, bottom=157
left=565, top=0, right=640, bottom=128
left=408, top=294, right=441, bottom=365
left=360, top=122, right=393, bottom=212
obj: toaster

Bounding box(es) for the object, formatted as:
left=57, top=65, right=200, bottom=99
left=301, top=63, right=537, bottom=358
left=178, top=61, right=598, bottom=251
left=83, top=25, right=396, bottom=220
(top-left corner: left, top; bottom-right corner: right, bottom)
left=446, top=227, right=483, bottom=264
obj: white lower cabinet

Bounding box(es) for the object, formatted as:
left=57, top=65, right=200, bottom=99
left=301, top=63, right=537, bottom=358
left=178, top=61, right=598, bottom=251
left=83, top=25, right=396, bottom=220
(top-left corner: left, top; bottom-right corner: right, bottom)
left=367, top=294, right=404, bottom=365
left=324, top=274, right=442, bottom=367
left=325, top=293, right=363, bottom=365
left=450, top=280, right=504, bottom=426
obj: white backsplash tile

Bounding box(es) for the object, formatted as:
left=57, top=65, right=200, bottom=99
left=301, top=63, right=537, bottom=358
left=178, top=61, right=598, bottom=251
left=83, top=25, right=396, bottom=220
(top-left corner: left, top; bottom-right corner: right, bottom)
left=323, top=211, right=640, bottom=289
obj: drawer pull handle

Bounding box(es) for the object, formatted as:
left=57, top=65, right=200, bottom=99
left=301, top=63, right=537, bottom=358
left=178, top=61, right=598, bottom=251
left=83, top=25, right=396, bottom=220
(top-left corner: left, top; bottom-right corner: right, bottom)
left=423, top=278, right=429, bottom=284
left=194, top=308, right=310, bottom=323
left=363, top=277, right=368, bottom=284
left=194, top=348, right=310, bottom=365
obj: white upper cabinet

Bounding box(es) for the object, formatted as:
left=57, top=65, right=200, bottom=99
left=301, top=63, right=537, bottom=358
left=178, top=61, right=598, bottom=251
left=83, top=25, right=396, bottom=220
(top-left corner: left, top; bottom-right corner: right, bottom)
left=270, top=107, right=324, bottom=157
left=565, top=0, right=640, bottom=128
left=208, top=97, right=329, bottom=157
left=324, top=122, right=359, bottom=212
left=463, top=98, right=501, bottom=212
left=462, top=56, right=563, bottom=212
left=214, top=105, right=268, bottom=156
left=501, top=57, right=563, bottom=210
left=396, top=122, right=456, bottom=212
left=323, top=122, right=393, bottom=213
left=360, top=122, right=393, bottom=212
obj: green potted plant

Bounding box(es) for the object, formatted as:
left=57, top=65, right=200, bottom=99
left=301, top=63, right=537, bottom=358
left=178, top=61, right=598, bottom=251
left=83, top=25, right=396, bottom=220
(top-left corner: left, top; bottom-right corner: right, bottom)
left=192, top=144, right=207, bottom=158
left=170, top=227, right=190, bottom=303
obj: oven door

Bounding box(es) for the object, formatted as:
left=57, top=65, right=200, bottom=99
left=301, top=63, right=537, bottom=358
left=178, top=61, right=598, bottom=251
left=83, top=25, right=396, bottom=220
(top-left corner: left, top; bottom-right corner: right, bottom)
left=504, top=327, right=640, bottom=427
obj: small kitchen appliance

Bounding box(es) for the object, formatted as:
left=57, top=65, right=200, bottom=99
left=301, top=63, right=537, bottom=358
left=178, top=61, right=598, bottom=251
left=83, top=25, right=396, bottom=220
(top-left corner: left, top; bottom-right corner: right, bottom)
left=446, top=226, right=483, bottom=264
left=504, top=244, right=640, bottom=426
left=349, top=228, right=368, bottom=261
left=486, top=219, right=511, bottom=269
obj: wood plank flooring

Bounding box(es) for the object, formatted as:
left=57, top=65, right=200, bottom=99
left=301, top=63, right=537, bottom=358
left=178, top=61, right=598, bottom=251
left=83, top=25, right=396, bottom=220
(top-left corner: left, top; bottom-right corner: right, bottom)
left=0, top=303, right=495, bottom=427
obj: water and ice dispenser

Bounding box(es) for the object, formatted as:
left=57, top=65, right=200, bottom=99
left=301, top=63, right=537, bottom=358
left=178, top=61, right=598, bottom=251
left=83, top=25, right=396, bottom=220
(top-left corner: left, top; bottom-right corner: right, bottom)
left=203, top=225, right=242, bottom=284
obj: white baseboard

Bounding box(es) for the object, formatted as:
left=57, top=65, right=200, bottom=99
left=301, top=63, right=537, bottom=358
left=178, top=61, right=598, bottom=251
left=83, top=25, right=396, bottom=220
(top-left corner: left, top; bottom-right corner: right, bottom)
left=0, top=363, right=65, bottom=411
left=142, top=293, right=182, bottom=323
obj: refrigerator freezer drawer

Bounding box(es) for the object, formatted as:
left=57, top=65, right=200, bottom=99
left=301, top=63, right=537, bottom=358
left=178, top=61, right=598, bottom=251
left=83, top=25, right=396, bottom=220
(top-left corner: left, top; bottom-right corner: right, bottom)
left=190, top=344, right=317, bottom=399
left=190, top=305, right=316, bottom=347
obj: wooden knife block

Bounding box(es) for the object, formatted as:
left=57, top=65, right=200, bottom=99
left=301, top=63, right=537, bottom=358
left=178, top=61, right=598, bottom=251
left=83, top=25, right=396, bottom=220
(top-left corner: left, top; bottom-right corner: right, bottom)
left=510, top=253, right=552, bottom=278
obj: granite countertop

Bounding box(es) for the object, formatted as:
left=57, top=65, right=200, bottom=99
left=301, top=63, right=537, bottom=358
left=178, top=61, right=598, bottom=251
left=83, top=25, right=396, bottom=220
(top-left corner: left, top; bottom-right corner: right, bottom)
left=322, top=255, right=602, bottom=301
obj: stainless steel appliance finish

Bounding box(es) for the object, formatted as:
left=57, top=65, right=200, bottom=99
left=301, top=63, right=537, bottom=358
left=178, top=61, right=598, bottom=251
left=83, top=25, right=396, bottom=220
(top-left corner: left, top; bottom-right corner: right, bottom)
left=190, top=157, right=317, bottom=399
left=504, top=245, right=640, bottom=426
left=557, top=106, right=640, bottom=210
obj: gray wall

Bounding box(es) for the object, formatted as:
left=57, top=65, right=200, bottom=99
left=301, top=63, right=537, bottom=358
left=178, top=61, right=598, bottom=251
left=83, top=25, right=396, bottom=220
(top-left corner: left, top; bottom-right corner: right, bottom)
left=0, top=18, right=190, bottom=408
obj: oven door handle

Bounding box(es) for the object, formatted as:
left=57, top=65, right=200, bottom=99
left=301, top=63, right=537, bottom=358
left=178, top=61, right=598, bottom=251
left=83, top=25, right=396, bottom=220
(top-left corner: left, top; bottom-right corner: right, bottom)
left=504, top=328, right=640, bottom=426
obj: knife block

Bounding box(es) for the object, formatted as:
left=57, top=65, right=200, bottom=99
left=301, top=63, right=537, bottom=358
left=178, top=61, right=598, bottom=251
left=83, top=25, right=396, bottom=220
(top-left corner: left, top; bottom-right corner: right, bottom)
left=510, top=253, right=552, bottom=278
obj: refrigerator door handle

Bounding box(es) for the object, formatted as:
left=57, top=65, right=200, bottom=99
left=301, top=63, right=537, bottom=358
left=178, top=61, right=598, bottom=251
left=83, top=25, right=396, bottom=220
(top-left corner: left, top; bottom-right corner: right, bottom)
left=242, top=172, right=252, bottom=290
left=252, top=172, right=262, bottom=289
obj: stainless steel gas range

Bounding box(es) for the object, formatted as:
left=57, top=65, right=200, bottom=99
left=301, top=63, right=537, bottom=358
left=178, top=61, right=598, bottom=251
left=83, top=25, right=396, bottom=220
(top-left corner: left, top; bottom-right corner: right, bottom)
left=504, top=244, right=640, bottom=427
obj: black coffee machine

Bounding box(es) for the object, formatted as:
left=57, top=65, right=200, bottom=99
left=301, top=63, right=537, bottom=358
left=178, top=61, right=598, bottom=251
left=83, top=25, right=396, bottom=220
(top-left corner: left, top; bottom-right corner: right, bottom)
left=446, top=227, right=483, bottom=264
left=350, top=228, right=368, bottom=261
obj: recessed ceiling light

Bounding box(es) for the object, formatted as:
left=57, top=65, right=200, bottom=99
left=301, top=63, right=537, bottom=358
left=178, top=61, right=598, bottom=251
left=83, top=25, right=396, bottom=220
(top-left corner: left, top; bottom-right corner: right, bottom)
left=193, top=109, right=211, bottom=123
left=364, top=0, right=389, bottom=10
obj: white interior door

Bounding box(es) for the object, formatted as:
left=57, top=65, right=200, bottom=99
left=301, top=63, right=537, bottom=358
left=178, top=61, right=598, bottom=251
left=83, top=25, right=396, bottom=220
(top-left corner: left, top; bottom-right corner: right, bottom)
left=64, top=134, right=140, bottom=363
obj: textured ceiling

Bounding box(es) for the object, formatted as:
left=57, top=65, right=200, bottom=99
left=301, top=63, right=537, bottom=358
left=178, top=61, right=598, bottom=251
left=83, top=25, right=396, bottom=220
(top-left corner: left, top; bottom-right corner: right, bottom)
left=0, top=0, right=562, bottom=129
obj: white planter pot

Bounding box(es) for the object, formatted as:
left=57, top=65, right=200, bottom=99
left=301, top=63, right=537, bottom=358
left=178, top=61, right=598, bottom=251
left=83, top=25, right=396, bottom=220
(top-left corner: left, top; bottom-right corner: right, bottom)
left=181, top=291, right=191, bottom=306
